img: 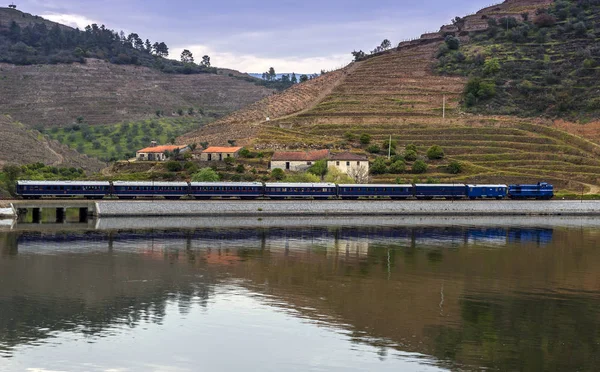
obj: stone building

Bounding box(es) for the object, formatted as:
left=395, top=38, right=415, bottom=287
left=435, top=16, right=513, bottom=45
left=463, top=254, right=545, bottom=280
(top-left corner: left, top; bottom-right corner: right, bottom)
left=270, top=150, right=330, bottom=172
left=199, top=146, right=243, bottom=161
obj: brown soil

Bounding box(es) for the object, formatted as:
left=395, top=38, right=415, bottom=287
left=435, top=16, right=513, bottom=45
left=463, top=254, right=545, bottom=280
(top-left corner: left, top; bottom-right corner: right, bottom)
left=0, top=115, right=105, bottom=171
left=0, top=59, right=274, bottom=127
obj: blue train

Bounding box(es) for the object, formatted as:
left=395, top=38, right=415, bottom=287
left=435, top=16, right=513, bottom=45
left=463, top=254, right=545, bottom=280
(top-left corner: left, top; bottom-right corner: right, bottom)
left=15, top=181, right=554, bottom=200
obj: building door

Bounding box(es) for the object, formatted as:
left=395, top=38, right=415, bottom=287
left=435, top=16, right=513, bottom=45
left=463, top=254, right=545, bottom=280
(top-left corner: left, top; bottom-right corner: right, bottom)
left=286, top=162, right=290, bottom=170
left=219, top=154, right=223, bottom=161
left=208, top=154, right=212, bottom=161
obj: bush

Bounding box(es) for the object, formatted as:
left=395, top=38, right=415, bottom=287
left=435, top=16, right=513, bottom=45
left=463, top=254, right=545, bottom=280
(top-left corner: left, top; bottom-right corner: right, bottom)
left=239, top=148, right=251, bottom=158
left=426, top=145, right=445, bottom=160
left=284, top=173, right=321, bottom=183
left=235, top=164, right=245, bottom=173
left=224, top=157, right=235, bottom=165
left=464, top=78, right=496, bottom=106
left=445, top=35, right=460, bottom=50
left=271, top=168, right=285, bottom=180
left=324, top=167, right=355, bottom=184
left=307, top=159, right=328, bottom=178
left=165, top=161, right=183, bottom=172
left=412, top=160, right=428, bottom=174
left=344, top=132, right=356, bottom=141
left=534, top=13, right=556, bottom=28
left=370, top=158, right=387, bottom=175
left=483, top=58, right=500, bottom=75
left=359, top=133, right=372, bottom=145
left=191, top=168, right=220, bottom=182
left=405, top=144, right=417, bottom=153
left=366, top=144, right=380, bottom=154
left=447, top=161, right=463, bottom=174
left=388, top=160, right=406, bottom=174
left=404, top=150, right=417, bottom=161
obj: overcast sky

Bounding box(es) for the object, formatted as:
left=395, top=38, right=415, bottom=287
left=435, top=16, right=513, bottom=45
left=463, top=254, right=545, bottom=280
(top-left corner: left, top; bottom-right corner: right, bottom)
left=15, top=0, right=492, bottom=73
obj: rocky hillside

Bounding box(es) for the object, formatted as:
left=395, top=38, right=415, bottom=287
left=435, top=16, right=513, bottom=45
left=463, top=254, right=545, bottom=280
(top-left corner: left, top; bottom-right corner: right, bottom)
left=178, top=0, right=600, bottom=192
left=0, top=115, right=104, bottom=171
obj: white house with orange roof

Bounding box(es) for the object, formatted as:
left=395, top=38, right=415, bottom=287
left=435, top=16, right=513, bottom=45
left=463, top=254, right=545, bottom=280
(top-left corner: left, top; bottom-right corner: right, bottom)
left=136, top=142, right=189, bottom=161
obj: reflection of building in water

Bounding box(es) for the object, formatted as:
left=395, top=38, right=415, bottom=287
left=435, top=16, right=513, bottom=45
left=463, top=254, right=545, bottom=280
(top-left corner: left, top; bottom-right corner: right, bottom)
left=330, top=239, right=370, bottom=258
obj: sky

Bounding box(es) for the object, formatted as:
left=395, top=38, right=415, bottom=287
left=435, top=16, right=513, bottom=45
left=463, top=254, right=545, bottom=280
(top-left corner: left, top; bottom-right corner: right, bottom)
left=13, top=0, right=494, bottom=73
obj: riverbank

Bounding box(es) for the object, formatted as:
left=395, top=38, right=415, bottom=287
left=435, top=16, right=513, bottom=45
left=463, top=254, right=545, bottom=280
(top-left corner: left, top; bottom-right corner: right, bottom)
left=93, top=200, right=600, bottom=217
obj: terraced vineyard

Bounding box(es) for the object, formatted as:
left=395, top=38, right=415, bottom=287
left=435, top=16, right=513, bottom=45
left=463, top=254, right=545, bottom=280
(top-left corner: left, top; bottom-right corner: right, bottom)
left=178, top=0, right=600, bottom=193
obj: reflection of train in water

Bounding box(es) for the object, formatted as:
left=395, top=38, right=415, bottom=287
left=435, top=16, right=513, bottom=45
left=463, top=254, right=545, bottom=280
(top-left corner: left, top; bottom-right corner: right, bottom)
left=16, top=181, right=555, bottom=200
left=12, top=226, right=554, bottom=255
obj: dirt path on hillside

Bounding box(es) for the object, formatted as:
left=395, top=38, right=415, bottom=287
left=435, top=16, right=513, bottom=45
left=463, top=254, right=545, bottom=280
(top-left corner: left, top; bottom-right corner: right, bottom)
left=42, top=139, right=64, bottom=166
left=269, top=62, right=361, bottom=123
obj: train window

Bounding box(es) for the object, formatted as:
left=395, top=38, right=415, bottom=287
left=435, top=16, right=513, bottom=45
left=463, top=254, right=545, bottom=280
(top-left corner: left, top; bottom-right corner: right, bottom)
left=60, top=186, right=64, bottom=190
left=282, top=188, right=287, bottom=192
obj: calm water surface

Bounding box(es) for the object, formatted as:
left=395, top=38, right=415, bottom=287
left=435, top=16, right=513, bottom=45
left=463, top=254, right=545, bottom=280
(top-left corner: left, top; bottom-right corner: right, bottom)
left=0, top=217, right=599, bottom=371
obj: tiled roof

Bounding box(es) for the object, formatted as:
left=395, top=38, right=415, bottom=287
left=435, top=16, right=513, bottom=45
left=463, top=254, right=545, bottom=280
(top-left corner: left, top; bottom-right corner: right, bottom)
left=271, top=150, right=330, bottom=161
left=137, top=145, right=188, bottom=154
left=329, top=152, right=368, bottom=161
left=202, top=146, right=243, bottom=153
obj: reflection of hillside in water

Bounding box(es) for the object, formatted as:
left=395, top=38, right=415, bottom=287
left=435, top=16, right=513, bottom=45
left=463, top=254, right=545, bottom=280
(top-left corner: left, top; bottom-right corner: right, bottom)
left=1, top=224, right=600, bottom=371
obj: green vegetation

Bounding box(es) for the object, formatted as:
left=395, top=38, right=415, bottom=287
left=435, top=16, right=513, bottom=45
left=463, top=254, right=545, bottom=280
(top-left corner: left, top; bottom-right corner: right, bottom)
left=426, top=145, right=445, bottom=160
left=436, top=1, right=600, bottom=119
left=43, top=117, right=209, bottom=161
left=0, top=13, right=217, bottom=75
left=191, top=168, right=220, bottom=182
left=412, top=160, right=428, bottom=174
left=307, top=160, right=328, bottom=179
left=271, top=168, right=285, bottom=180
left=447, top=161, right=463, bottom=174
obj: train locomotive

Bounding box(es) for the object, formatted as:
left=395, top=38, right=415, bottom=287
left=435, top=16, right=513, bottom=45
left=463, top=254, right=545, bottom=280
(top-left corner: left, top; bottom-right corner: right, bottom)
left=15, top=180, right=554, bottom=200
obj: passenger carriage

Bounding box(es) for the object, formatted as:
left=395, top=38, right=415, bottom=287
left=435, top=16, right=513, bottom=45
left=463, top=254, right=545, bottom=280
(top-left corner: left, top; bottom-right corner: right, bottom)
left=190, top=182, right=264, bottom=199
left=112, top=181, right=189, bottom=200
left=264, top=183, right=337, bottom=199
left=414, top=184, right=467, bottom=199
left=338, top=184, right=413, bottom=199
left=508, top=182, right=554, bottom=200
left=16, top=180, right=111, bottom=199
left=466, top=184, right=508, bottom=200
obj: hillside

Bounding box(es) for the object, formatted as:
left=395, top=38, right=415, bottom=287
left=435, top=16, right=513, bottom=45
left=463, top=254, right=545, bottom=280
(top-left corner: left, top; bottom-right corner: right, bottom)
left=0, top=58, right=274, bottom=127
left=178, top=0, right=600, bottom=192
left=0, top=115, right=104, bottom=171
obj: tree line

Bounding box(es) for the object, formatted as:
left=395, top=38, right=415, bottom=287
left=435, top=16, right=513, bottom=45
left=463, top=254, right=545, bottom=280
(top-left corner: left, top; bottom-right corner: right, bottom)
left=0, top=19, right=216, bottom=74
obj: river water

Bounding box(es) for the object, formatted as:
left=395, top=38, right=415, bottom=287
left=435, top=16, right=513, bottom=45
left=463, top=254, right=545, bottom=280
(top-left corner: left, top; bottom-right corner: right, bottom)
left=0, top=216, right=599, bottom=371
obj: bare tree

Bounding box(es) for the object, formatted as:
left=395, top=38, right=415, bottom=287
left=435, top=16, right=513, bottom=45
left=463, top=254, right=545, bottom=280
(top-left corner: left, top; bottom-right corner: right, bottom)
left=348, top=165, right=370, bottom=184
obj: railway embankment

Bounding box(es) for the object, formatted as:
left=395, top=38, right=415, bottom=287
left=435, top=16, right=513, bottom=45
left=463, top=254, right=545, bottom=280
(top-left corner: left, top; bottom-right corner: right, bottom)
left=94, top=200, right=600, bottom=217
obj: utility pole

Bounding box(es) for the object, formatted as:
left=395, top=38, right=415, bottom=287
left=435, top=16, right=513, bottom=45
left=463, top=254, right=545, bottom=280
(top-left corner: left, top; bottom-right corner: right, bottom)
left=442, top=95, right=446, bottom=121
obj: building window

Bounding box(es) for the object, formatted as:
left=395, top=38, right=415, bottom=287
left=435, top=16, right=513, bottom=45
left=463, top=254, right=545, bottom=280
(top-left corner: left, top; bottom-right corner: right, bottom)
left=357, top=161, right=360, bottom=165
left=346, top=161, right=350, bottom=166
left=307, top=162, right=312, bottom=165
left=336, top=161, right=340, bottom=166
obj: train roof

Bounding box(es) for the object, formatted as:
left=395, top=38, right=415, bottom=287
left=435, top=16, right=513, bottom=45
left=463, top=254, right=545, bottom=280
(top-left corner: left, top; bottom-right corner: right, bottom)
left=264, top=183, right=336, bottom=188
left=16, top=180, right=110, bottom=186
left=190, top=182, right=263, bottom=187
left=466, top=184, right=508, bottom=188
left=112, top=181, right=188, bottom=187
left=338, top=184, right=413, bottom=188
left=414, top=184, right=466, bottom=187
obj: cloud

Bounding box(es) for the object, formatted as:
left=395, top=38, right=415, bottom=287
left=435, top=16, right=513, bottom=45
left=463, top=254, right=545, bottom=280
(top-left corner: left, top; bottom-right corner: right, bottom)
left=41, top=13, right=98, bottom=29
left=171, top=44, right=351, bottom=74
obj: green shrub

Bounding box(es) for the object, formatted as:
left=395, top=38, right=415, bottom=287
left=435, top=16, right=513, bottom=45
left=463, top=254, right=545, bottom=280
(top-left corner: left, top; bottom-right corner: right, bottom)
left=370, top=158, right=387, bottom=174
left=388, top=160, right=406, bottom=174
left=447, top=161, right=463, bottom=174
left=192, top=168, right=220, bottom=182
left=344, top=132, right=356, bottom=141
left=404, top=150, right=417, bottom=161
left=224, top=157, right=235, bottom=165
left=271, top=168, right=285, bottom=180
left=366, top=144, right=381, bottom=154
left=405, top=144, right=417, bottom=153
left=165, top=161, right=183, bottom=172
left=483, top=58, right=500, bottom=75
left=426, top=145, right=445, bottom=160
left=464, top=78, right=496, bottom=106
left=359, top=133, right=372, bottom=145
left=307, top=159, right=328, bottom=178
left=235, top=164, right=245, bottom=173
left=412, top=160, right=428, bottom=174
left=445, top=35, right=460, bottom=50
left=239, top=148, right=251, bottom=158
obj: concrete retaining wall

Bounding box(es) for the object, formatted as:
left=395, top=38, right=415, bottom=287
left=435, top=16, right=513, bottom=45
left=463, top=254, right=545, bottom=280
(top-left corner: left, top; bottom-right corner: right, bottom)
left=95, top=200, right=600, bottom=217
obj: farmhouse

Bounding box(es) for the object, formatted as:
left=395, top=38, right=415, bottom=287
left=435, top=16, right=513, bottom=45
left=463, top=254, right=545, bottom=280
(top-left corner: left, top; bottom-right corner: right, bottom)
left=328, top=152, right=370, bottom=176
left=270, top=150, right=330, bottom=172
left=199, top=146, right=243, bottom=161
left=136, top=143, right=189, bottom=161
